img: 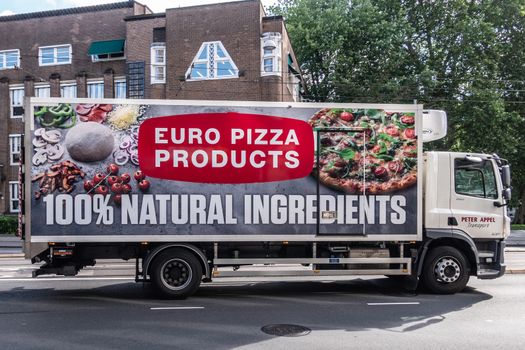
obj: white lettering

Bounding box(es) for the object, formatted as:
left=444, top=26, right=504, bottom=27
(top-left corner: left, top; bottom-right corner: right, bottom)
left=390, top=195, right=406, bottom=224
left=270, top=129, right=283, bottom=145
left=155, top=150, right=170, bottom=167
left=191, top=150, right=208, bottom=168
left=231, top=129, right=244, bottom=144
left=205, top=128, right=220, bottom=144
left=155, top=128, right=168, bottom=144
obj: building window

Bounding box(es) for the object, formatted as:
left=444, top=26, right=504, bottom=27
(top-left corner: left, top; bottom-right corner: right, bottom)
left=39, top=44, right=72, bottom=66
left=92, top=52, right=125, bottom=62
left=35, top=84, right=50, bottom=98
left=151, top=43, right=166, bottom=84
left=127, top=61, right=145, bottom=99
left=10, top=86, right=24, bottom=118
left=115, top=78, right=126, bottom=99
left=186, top=41, right=238, bottom=80
left=61, top=82, right=77, bottom=98
left=87, top=81, right=104, bottom=98
left=9, top=181, right=20, bottom=213
left=9, top=134, right=21, bottom=166
left=261, top=33, right=281, bottom=76
left=0, top=49, right=20, bottom=70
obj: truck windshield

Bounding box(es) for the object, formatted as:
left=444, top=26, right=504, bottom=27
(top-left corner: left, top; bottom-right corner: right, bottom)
left=455, top=159, right=498, bottom=199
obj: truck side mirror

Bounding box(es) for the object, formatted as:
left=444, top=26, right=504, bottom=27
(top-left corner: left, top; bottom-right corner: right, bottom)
left=503, top=187, right=511, bottom=201
left=501, top=165, right=511, bottom=188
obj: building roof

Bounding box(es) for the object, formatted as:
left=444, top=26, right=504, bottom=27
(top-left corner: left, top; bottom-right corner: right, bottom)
left=124, top=13, right=166, bottom=22
left=0, top=1, right=135, bottom=22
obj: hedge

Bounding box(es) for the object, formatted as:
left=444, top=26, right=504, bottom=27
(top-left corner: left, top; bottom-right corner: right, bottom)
left=0, top=215, right=18, bottom=235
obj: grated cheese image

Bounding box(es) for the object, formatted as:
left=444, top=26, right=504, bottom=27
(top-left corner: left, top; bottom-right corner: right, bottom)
left=107, top=105, right=141, bottom=130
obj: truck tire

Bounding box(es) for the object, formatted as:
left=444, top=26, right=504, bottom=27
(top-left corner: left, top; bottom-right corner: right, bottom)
left=150, top=248, right=203, bottom=299
left=422, top=246, right=470, bottom=294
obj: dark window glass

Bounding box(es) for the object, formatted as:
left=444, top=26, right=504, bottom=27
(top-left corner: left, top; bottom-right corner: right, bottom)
left=455, top=158, right=498, bottom=199
left=127, top=61, right=145, bottom=99
left=153, top=27, right=166, bottom=43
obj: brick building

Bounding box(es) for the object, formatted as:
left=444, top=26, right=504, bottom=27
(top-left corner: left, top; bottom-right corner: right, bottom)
left=0, top=0, right=302, bottom=214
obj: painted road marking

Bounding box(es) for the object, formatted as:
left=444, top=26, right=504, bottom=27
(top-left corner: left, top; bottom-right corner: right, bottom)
left=150, top=307, right=205, bottom=310
left=367, top=302, right=420, bottom=306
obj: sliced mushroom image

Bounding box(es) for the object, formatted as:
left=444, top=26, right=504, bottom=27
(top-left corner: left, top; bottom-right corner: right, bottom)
left=32, top=129, right=65, bottom=165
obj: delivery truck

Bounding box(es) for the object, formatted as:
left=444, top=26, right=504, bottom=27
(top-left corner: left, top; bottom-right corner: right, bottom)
left=20, top=98, right=511, bottom=298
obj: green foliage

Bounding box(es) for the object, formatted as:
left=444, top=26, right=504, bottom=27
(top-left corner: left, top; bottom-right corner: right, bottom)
left=268, top=0, right=525, bottom=221
left=0, top=216, right=18, bottom=235
left=270, top=0, right=349, bottom=101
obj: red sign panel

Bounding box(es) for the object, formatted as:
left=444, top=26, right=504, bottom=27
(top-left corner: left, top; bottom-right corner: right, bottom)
left=138, top=113, right=314, bottom=183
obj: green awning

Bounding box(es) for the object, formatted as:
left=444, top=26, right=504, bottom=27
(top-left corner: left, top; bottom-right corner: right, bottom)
left=288, top=54, right=299, bottom=75
left=288, top=54, right=294, bottom=66
left=88, top=39, right=125, bottom=55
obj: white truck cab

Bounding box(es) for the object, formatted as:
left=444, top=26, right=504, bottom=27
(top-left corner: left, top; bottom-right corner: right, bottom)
left=420, top=151, right=510, bottom=291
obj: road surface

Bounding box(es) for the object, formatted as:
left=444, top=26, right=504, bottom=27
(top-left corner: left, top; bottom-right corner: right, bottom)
left=0, top=257, right=524, bottom=350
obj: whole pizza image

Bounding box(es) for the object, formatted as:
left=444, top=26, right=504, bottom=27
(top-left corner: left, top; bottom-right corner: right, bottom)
left=309, top=108, right=417, bottom=194
left=22, top=98, right=511, bottom=298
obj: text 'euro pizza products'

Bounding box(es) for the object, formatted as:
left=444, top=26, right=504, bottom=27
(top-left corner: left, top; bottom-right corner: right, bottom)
left=138, top=113, right=314, bottom=183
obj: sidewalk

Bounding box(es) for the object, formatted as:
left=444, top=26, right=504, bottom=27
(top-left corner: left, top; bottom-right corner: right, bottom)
left=0, top=234, right=23, bottom=248
left=506, top=230, right=525, bottom=247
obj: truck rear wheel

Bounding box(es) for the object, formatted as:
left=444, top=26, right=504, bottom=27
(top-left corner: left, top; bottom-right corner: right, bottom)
left=150, top=248, right=203, bottom=299
left=422, top=246, right=470, bottom=294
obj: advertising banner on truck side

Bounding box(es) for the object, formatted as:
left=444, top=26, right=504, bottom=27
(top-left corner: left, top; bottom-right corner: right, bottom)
left=26, top=99, right=422, bottom=242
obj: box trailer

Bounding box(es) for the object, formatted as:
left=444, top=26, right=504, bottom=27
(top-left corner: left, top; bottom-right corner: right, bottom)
left=20, top=98, right=511, bottom=298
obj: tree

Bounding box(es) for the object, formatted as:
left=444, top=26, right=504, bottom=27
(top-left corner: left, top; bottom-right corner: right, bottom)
left=269, top=0, right=525, bottom=221
left=269, top=0, right=349, bottom=101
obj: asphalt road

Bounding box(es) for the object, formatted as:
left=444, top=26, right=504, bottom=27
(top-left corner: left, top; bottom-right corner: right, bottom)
left=0, top=273, right=524, bottom=350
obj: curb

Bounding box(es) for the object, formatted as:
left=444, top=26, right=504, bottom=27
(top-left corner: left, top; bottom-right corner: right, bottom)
left=0, top=253, right=24, bottom=258
left=506, top=270, right=525, bottom=274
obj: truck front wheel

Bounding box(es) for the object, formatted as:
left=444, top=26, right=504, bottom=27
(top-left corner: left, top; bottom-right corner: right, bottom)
left=150, top=248, right=203, bottom=299
left=422, top=246, right=470, bottom=294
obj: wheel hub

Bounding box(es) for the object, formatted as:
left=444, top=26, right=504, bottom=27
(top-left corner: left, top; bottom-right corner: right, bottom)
left=160, top=259, right=192, bottom=290
left=434, top=257, right=461, bottom=283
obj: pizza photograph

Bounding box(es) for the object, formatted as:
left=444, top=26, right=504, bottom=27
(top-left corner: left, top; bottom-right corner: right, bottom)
left=308, top=108, right=418, bottom=195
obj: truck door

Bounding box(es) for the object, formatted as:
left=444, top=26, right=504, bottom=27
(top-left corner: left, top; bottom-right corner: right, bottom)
left=450, top=156, right=505, bottom=239
left=315, top=127, right=366, bottom=235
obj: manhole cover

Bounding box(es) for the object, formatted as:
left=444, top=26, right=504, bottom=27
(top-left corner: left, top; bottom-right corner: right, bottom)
left=261, top=324, right=311, bottom=337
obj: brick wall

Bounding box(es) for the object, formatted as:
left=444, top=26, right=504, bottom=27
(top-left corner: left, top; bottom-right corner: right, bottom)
left=0, top=7, right=134, bottom=84
left=0, top=4, right=136, bottom=214
left=125, top=15, right=167, bottom=99
left=165, top=0, right=272, bottom=101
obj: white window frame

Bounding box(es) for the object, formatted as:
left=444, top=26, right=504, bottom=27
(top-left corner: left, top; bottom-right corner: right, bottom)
left=87, top=80, right=104, bottom=98
left=151, top=43, right=166, bottom=84
left=60, top=81, right=77, bottom=98
left=114, top=77, right=127, bottom=99
left=9, top=181, right=20, bottom=213
left=9, top=85, right=24, bottom=119
left=185, top=41, right=239, bottom=81
left=9, top=134, right=22, bottom=166
left=34, top=84, right=51, bottom=98
left=39, top=44, right=72, bottom=66
left=0, top=49, right=20, bottom=70
left=261, top=33, right=282, bottom=77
